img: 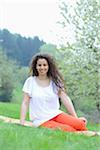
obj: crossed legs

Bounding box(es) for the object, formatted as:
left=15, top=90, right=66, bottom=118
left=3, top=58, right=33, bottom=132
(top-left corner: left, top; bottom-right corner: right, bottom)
left=41, top=113, right=88, bottom=132
left=0, top=114, right=99, bottom=136
left=41, top=113, right=100, bottom=136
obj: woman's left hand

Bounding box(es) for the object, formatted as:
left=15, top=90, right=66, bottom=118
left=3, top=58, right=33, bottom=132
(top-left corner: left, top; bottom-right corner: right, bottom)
left=79, top=117, right=87, bottom=124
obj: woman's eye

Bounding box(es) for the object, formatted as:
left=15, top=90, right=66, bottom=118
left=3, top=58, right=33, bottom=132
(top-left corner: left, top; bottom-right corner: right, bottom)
left=38, top=64, right=41, bottom=66
left=38, top=64, right=47, bottom=66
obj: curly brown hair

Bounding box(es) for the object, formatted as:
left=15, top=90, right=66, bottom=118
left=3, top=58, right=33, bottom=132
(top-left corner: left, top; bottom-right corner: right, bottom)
left=29, top=53, right=65, bottom=90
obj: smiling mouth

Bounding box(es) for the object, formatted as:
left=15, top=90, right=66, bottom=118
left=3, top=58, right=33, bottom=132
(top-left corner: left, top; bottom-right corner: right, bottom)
left=40, top=70, right=45, bottom=73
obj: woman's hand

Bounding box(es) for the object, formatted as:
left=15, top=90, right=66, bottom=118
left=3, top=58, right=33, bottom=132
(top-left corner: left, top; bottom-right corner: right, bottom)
left=79, top=117, right=87, bottom=124
left=20, top=120, right=33, bottom=127
left=20, top=120, right=25, bottom=126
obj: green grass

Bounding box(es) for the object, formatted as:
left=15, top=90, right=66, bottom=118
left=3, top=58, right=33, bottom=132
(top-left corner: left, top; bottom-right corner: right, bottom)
left=0, top=102, right=29, bottom=119
left=0, top=102, right=20, bottom=118
left=12, top=84, right=23, bottom=104
left=0, top=102, right=100, bottom=150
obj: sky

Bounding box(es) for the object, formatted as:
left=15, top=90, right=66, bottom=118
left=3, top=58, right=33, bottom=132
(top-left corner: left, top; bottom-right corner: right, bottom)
left=0, top=0, right=76, bottom=46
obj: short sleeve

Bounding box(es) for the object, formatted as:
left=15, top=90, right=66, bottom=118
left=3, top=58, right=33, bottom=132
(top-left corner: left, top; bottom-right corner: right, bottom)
left=22, top=77, right=33, bottom=97
left=52, top=81, right=59, bottom=94
left=52, top=81, right=65, bottom=94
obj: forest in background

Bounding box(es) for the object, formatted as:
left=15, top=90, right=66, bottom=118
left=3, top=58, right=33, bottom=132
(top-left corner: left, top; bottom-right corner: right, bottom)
left=0, top=0, right=100, bottom=123
left=0, top=29, right=45, bottom=66
left=0, top=28, right=46, bottom=101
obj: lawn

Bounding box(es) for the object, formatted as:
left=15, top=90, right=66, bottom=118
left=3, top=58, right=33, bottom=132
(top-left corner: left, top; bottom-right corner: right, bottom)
left=0, top=102, right=100, bottom=150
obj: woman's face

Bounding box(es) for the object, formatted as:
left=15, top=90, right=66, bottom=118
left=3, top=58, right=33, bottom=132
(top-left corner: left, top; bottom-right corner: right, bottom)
left=36, top=58, right=49, bottom=76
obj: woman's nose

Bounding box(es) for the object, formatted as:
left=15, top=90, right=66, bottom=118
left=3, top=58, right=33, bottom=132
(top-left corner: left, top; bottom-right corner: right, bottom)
left=40, top=65, right=44, bottom=69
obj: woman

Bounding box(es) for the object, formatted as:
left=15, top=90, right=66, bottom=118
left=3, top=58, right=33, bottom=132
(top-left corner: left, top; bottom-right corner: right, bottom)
left=20, top=53, right=99, bottom=135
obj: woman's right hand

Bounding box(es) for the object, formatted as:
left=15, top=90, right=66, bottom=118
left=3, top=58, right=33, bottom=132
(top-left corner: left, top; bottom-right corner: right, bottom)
left=20, top=120, right=25, bottom=126
left=20, top=120, right=33, bottom=127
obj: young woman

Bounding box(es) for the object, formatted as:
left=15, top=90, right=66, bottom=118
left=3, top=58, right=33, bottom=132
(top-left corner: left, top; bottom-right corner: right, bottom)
left=20, top=53, right=99, bottom=135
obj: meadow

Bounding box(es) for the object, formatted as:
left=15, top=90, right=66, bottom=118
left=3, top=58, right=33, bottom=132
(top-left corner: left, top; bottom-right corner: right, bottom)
left=0, top=102, right=100, bottom=150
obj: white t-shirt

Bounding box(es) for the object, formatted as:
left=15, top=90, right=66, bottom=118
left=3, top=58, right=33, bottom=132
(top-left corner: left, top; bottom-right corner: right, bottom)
left=22, top=76, right=62, bottom=127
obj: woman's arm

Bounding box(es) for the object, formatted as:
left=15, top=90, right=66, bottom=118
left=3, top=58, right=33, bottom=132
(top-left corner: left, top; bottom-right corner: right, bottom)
left=59, top=90, right=87, bottom=123
left=20, top=93, right=30, bottom=125
left=59, top=90, right=78, bottom=118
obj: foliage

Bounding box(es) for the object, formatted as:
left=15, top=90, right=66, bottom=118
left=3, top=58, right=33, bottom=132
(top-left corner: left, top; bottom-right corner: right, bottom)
left=0, top=29, right=45, bottom=66
left=58, top=0, right=100, bottom=121
left=0, top=49, right=29, bottom=102
left=40, top=43, right=61, bottom=60
left=0, top=50, right=17, bottom=102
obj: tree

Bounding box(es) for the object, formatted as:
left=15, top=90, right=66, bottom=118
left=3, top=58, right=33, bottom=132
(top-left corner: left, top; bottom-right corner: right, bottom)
left=58, top=0, right=100, bottom=121
left=40, top=43, right=60, bottom=59
left=0, top=29, right=45, bottom=66
left=0, top=49, right=17, bottom=102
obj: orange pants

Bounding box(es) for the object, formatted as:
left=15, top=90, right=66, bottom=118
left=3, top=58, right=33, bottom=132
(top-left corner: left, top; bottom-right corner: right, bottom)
left=41, top=113, right=88, bottom=132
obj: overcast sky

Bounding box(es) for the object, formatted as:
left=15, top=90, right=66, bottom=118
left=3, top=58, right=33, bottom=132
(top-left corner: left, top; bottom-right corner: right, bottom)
left=0, top=0, right=76, bottom=45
